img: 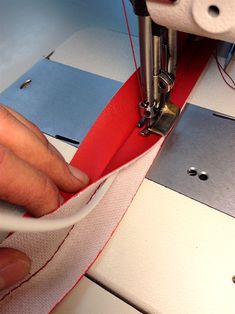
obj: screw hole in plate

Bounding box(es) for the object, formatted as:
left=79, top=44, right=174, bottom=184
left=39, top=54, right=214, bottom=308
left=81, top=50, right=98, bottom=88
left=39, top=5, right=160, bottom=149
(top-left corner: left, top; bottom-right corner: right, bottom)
left=198, top=171, right=209, bottom=181
left=232, top=276, right=235, bottom=283
left=20, top=79, right=32, bottom=89
left=208, top=5, right=220, bottom=18
left=187, top=167, right=198, bottom=176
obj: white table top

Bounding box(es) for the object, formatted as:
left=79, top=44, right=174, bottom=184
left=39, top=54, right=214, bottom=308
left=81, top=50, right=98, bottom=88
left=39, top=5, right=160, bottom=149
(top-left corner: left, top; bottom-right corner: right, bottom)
left=48, top=38, right=235, bottom=312
left=1, top=1, right=235, bottom=311
left=52, top=277, right=140, bottom=314
left=86, top=56, right=235, bottom=313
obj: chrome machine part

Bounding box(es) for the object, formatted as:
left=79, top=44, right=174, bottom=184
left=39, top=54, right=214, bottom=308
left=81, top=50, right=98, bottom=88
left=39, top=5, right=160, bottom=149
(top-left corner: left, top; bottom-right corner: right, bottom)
left=167, top=29, right=177, bottom=77
left=138, top=15, right=154, bottom=107
left=153, top=31, right=161, bottom=105
left=152, top=22, right=168, bottom=107
left=158, top=70, right=174, bottom=94
left=130, top=0, right=155, bottom=111
left=148, top=100, right=180, bottom=136
left=157, top=28, right=177, bottom=95
left=147, top=104, right=235, bottom=217
left=148, top=27, right=180, bottom=136
left=149, top=28, right=180, bottom=136
left=130, top=0, right=180, bottom=136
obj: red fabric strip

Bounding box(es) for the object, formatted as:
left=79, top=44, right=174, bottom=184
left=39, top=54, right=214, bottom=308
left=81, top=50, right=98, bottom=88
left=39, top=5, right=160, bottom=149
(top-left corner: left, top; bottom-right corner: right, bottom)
left=70, top=70, right=141, bottom=182
left=71, top=38, right=215, bottom=184
left=2, top=36, right=215, bottom=314
left=52, top=37, right=215, bottom=312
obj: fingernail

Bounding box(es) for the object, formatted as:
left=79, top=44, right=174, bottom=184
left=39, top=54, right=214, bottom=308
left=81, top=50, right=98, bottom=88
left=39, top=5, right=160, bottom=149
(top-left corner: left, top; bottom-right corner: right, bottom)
left=68, top=165, right=89, bottom=186
left=0, top=259, right=30, bottom=290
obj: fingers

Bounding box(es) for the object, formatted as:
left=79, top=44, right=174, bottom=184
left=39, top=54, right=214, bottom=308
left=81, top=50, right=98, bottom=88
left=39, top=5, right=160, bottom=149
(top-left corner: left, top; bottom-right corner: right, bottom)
left=3, top=105, right=48, bottom=145
left=0, top=105, right=89, bottom=193
left=2, top=105, right=66, bottom=161
left=0, top=248, right=30, bottom=291
left=0, top=145, right=62, bottom=216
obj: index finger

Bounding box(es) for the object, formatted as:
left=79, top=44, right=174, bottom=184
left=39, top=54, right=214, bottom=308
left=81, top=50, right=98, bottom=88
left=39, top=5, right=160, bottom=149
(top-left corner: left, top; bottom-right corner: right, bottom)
left=0, top=106, right=89, bottom=193
left=2, top=104, right=48, bottom=145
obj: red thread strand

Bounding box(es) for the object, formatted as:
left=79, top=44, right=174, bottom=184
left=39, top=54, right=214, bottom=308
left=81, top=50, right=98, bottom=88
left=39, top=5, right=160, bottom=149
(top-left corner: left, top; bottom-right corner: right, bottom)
left=121, top=0, right=138, bottom=71
left=213, top=53, right=235, bottom=90
left=121, top=0, right=143, bottom=101
left=0, top=226, right=74, bottom=302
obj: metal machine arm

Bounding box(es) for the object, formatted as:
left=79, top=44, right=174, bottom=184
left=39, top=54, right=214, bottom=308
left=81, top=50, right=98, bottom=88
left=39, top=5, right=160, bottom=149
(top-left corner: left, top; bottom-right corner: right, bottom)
left=130, top=0, right=180, bottom=136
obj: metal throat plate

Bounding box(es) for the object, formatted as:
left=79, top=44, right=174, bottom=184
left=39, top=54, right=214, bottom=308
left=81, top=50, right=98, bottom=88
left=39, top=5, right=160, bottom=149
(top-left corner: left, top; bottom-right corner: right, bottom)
left=0, top=59, right=122, bottom=146
left=146, top=104, right=235, bottom=218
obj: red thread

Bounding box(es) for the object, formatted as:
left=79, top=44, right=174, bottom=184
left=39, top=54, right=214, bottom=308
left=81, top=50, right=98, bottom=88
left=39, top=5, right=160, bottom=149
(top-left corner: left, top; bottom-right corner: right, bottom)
left=213, top=52, right=235, bottom=90
left=50, top=181, right=141, bottom=314
left=121, top=0, right=143, bottom=101
left=121, top=0, right=138, bottom=72
left=0, top=226, right=74, bottom=302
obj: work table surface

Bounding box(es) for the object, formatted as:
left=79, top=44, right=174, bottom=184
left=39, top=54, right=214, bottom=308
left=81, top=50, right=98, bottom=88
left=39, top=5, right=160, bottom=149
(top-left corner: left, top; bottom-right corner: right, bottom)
left=1, top=1, right=235, bottom=312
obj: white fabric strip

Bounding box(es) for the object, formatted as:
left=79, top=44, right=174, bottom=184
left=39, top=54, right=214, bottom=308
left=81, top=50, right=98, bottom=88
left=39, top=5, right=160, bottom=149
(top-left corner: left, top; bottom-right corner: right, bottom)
left=0, top=138, right=164, bottom=313
left=0, top=174, right=117, bottom=232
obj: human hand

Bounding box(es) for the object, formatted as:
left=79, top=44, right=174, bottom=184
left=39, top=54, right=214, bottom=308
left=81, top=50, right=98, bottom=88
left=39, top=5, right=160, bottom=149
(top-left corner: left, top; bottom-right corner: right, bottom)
left=0, top=104, right=89, bottom=290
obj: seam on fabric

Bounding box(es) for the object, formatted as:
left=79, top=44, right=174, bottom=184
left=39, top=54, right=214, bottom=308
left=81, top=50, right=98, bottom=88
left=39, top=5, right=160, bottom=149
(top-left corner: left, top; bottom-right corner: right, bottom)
left=49, top=169, right=145, bottom=313
left=0, top=225, right=74, bottom=303
left=0, top=175, right=119, bottom=303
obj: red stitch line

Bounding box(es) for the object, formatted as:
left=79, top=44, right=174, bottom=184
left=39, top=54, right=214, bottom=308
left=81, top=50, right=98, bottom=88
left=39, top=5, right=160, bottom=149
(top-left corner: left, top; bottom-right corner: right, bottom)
left=0, top=179, right=107, bottom=303
left=50, top=173, right=142, bottom=313
left=0, top=225, right=74, bottom=303
left=0, top=180, right=107, bottom=303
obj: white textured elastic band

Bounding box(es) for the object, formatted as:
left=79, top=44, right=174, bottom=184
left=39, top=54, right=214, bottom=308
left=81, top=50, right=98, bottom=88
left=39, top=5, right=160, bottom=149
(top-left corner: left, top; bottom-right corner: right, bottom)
left=0, top=174, right=117, bottom=233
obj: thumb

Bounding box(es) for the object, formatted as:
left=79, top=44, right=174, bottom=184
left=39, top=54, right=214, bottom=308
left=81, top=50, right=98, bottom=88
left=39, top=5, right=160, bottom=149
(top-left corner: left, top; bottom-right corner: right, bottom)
left=0, top=248, right=31, bottom=290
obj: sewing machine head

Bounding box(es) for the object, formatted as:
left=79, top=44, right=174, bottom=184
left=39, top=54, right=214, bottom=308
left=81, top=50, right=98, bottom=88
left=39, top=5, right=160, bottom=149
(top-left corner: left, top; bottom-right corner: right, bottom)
left=146, top=0, right=235, bottom=44
left=130, top=0, right=235, bottom=136
left=131, top=1, right=235, bottom=217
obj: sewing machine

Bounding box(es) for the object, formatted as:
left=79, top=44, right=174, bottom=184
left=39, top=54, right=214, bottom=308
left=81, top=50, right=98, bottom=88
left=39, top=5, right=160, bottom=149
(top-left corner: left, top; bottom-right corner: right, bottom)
left=127, top=0, right=235, bottom=220
left=130, top=0, right=235, bottom=136
left=52, top=1, right=235, bottom=313
left=0, top=0, right=235, bottom=312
